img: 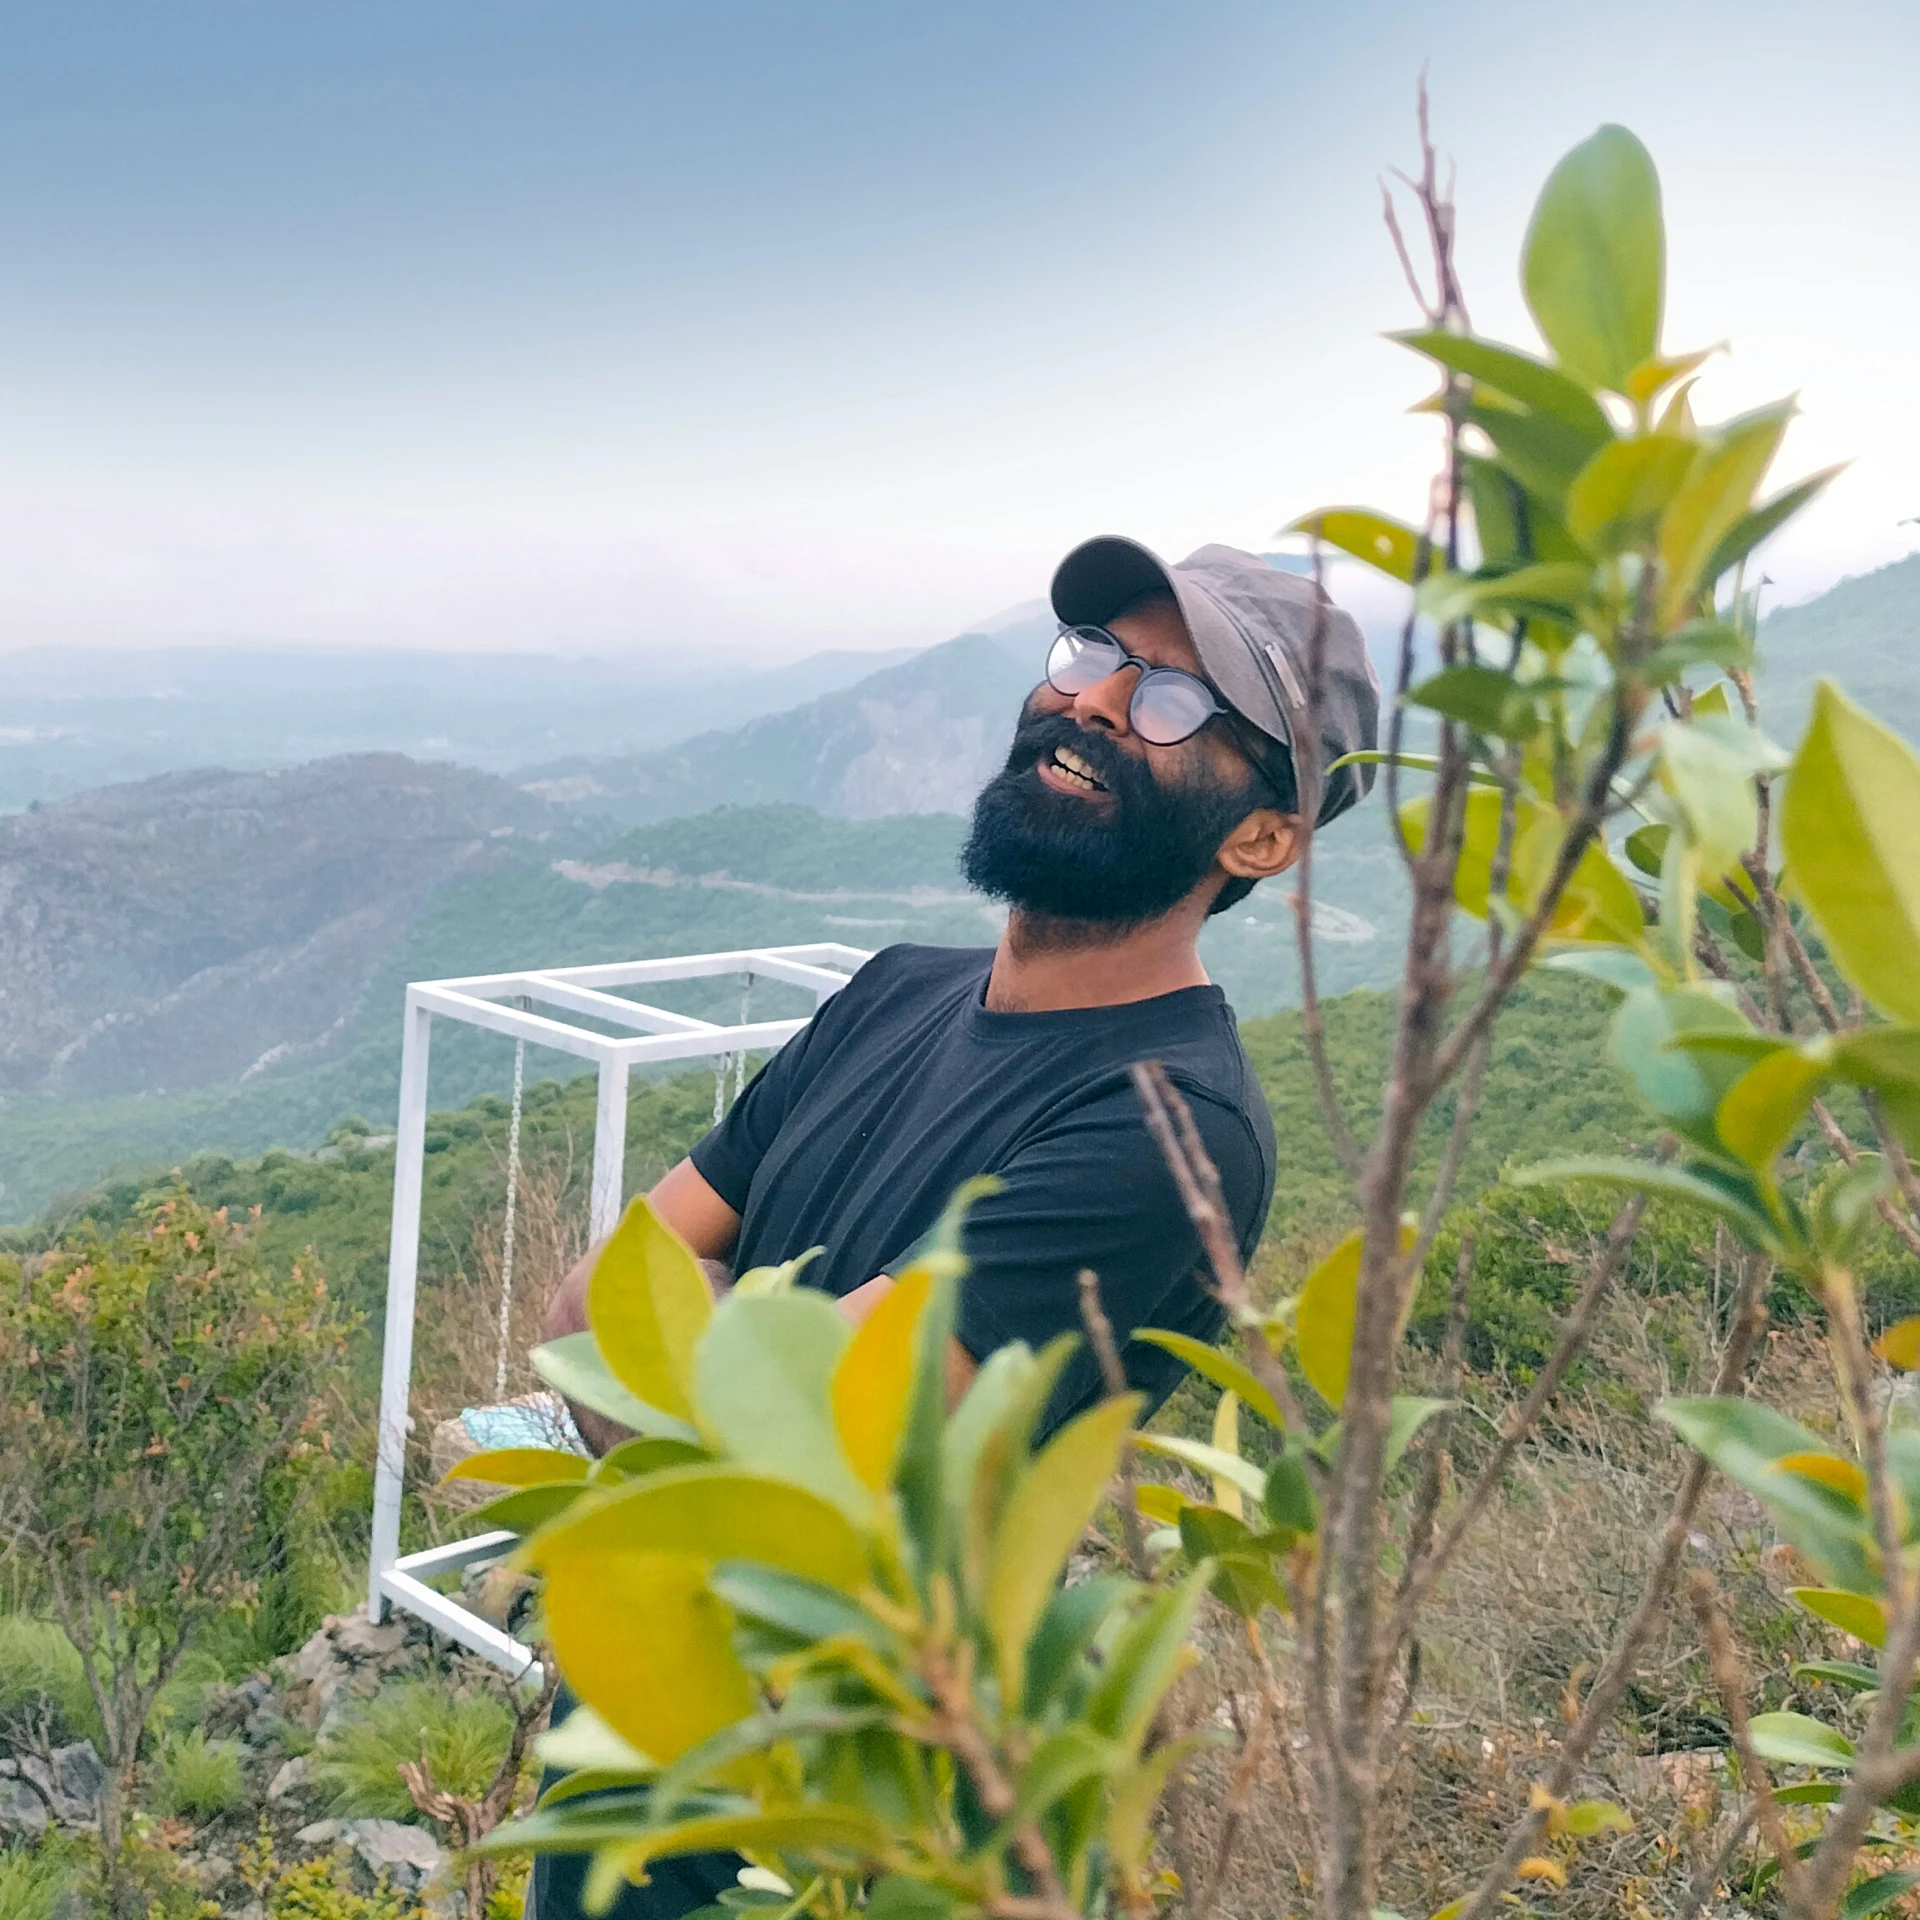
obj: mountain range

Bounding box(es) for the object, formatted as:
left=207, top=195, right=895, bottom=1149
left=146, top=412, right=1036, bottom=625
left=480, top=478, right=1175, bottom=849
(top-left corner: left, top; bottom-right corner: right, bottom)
left=2, top=551, right=1914, bottom=1221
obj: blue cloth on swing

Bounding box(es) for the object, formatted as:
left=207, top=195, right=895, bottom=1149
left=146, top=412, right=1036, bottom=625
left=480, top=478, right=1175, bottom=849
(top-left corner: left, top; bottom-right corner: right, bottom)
left=460, top=1398, right=578, bottom=1452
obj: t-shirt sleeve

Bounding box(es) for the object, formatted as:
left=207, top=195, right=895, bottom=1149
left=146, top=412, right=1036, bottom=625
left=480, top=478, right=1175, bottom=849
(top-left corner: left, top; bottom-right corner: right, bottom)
left=688, top=987, right=845, bottom=1213
left=945, top=1075, right=1265, bottom=1428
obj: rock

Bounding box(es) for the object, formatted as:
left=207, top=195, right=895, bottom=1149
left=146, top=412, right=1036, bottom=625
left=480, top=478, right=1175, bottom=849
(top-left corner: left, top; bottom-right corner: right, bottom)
left=185, top=1852, right=235, bottom=1894
left=236, top=1675, right=273, bottom=1709
left=0, top=1773, right=50, bottom=1840
left=295, top=1818, right=343, bottom=1847
left=268, top=1754, right=313, bottom=1803
left=340, top=1817, right=446, bottom=1892
left=333, top=1614, right=408, bottom=1662
left=3, top=1742, right=105, bottom=1827
left=294, top=1624, right=340, bottom=1686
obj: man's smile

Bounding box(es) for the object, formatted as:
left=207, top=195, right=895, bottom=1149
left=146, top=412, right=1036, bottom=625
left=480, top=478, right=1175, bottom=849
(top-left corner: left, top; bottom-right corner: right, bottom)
left=1037, top=743, right=1111, bottom=797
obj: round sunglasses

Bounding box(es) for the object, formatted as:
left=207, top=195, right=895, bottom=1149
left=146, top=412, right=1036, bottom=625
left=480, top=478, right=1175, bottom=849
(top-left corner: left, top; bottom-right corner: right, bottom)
left=1044, top=626, right=1224, bottom=746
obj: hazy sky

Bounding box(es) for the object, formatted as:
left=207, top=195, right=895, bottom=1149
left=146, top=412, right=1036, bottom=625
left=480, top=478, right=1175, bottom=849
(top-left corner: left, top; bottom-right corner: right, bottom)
left=1, top=1, right=1916, bottom=660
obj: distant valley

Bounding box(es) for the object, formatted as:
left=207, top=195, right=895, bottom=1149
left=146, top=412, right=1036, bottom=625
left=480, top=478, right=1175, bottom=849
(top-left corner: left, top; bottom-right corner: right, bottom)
left=2, top=553, right=1914, bottom=1222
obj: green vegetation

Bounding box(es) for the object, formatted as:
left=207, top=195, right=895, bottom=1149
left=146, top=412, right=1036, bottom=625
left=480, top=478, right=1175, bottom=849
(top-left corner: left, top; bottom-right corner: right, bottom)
left=154, top=1726, right=247, bottom=1820
left=0, top=1614, right=102, bottom=1749
left=312, top=1680, right=515, bottom=1822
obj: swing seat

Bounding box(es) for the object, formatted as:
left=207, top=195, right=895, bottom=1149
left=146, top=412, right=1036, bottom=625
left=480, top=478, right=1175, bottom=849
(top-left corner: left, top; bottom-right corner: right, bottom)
left=429, top=1392, right=587, bottom=1507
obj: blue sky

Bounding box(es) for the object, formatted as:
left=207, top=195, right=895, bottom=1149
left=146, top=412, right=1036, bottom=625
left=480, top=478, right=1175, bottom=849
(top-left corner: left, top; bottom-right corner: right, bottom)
left=1, top=1, right=1915, bottom=658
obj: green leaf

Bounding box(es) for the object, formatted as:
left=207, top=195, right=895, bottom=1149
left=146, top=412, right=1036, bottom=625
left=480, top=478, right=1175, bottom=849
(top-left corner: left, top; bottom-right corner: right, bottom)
left=1510, top=1155, right=1784, bottom=1253
left=1295, top=1227, right=1365, bottom=1407
left=530, top=1333, right=700, bottom=1441
left=1781, top=681, right=1920, bottom=1024
left=1542, top=947, right=1658, bottom=997
left=1132, top=1329, right=1285, bottom=1429
left=1792, top=1659, right=1881, bottom=1694
left=1407, top=664, right=1541, bottom=739
left=1523, top=124, right=1664, bottom=392
left=1263, top=1448, right=1317, bottom=1534
left=1566, top=433, right=1696, bottom=554
left=465, top=1481, right=593, bottom=1534
left=525, top=1462, right=872, bottom=1592
left=1746, top=1709, right=1856, bottom=1770
left=984, top=1393, right=1142, bottom=1706
left=894, top=1263, right=959, bottom=1588
left=1283, top=508, right=1422, bottom=584
left=1022, top=1575, right=1133, bottom=1719
left=1789, top=1587, right=1886, bottom=1649
left=1085, top=1566, right=1211, bottom=1750
left=1009, top=1724, right=1127, bottom=1825
left=1637, top=619, right=1753, bottom=686
left=1417, top=560, right=1591, bottom=630
left=1393, top=330, right=1613, bottom=443
left=1455, top=400, right=1606, bottom=510
left=1841, top=1870, right=1920, bottom=1920
left=588, top=1198, right=714, bottom=1424
left=442, top=1446, right=588, bottom=1489
left=1658, top=402, right=1794, bottom=623
left=1609, top=984, right=1755, bottom=1152
left=1704, top=462, right=1845, bottom=585
left=1832, top=1028, right=1920, bottom=1157
left=1128, top=1435, right=1269, bottom=1511
left=1178, top=1506, right=1288, bottom=1617
left=1386, top=1397, right=1451, bottom=1473
left=1624, top=822, right=1669, bottom=878
left=864, top=1878, right=957, bottom=1920
left=1657, top=1398, right=1877, bottom=1594
left=707, top=1563, right=891, bottom=1653
left=1711, top=1037, right=1831, bottom=1171
left=1329, top=749, right=1506, bottom=788
left=476, top=1803, right=893, bottom=1870
left=594, top=1436, right=711, bottom=1483
left=694, top=1291, right=867, bottom=1515
left=1774, top=1781, right=1846, bottom=1805
left=534, top=1703, right=654, bottom=1776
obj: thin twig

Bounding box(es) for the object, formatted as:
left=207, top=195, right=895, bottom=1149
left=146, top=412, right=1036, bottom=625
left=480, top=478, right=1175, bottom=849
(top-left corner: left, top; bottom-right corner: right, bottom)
left=1130, top=1061, right=1309, bottom=1443
left=1077, top=1269, right=1150, bottom=1574
left=1688, top=1570, right=1812, bottom=1913
left=1383, top=1185, right=1654, bottom=1667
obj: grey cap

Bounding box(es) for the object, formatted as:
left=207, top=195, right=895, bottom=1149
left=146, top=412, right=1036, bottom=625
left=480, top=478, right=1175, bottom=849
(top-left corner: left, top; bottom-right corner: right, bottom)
left=1050, top=536, right=1381, bottom=825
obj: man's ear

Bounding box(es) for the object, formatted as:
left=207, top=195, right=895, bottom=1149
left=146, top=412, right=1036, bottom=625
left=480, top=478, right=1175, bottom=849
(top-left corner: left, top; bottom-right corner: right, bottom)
left=1215, top=808, right=1302, bottom=884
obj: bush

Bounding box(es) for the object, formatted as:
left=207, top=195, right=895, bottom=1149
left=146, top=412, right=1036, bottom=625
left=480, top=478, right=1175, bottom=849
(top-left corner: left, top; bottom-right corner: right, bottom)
left=268, top=1853, right=422, bottom=1918
left=0, top=1833, right=86, bottom=1920
left=0, top=1613, right=102, bottom=1748
left=313, top=1680, right=514, bottom=1821
left=154, top=1725, right=246, bottom=1820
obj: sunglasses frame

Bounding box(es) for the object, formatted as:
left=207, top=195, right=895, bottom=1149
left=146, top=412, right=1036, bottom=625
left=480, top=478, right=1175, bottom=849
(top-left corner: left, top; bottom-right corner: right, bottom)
left=1044, top=625, right=1226, bottom=747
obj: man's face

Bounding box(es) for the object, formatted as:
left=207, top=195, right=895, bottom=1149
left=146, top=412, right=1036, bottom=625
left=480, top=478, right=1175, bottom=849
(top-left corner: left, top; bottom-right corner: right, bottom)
left=960, top=598, right=1268, bottom=926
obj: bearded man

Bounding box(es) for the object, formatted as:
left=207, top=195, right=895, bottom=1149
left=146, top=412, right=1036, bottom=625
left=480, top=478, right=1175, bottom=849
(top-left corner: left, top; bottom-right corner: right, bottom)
left=530, top=535, right=1377, bottom=1920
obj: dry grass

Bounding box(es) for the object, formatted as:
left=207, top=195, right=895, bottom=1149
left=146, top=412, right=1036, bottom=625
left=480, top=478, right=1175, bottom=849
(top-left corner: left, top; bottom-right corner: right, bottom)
left=1147, top=1280, right=1884, bottom=1919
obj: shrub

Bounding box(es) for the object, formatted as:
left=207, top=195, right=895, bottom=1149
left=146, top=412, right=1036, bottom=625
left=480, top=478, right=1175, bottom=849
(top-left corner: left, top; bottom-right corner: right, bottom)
left=0, top=1833, right=87, bottom=1920
left=0, top=1613, right=102, bottom=1748
left=313, top=1679, right=514, bottom=1821
left=154, top=1725, right=247, bottom=1820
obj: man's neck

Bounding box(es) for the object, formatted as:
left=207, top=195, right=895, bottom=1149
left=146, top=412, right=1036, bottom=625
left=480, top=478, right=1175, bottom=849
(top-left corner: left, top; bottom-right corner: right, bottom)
left=982, top=901, right=1212, bottom=1013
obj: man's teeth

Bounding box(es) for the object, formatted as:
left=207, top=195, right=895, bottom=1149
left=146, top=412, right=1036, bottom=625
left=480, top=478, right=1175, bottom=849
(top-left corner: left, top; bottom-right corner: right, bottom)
left=1051, top=746, right=1106, bottom=790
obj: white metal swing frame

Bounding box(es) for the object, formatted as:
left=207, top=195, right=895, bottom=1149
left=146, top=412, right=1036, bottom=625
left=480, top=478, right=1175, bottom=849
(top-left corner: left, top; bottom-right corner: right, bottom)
left=368, top=942, right=872, bottom=1675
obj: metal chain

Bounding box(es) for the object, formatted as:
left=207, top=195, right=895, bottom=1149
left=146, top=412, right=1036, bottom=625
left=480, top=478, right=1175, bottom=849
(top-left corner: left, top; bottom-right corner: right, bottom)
left=494, top=1020, right=527, bottom=1401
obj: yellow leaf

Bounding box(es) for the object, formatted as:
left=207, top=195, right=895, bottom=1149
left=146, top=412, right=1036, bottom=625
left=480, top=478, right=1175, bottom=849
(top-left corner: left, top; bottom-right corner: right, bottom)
left=1134, top=1483, right=1190, bottom=1525
left=441, top=1447, right=588, bottom=1489
left=1516, top=1856, right=1568, bottom=1888
left=542, top=1546, right=753, bottom=1762
left=1789, top=1586, right=1887, bottom=1648
left=1563, top=1798, right=1634, bottom=1837
left=831, top=1265, right=931, bottom=1493
left=1295, top=1221, right=1418, bottom=1409
left=521, top=1462, right=871, bottom=1594
left=1875, top=1315, right=1920, bottom=1370
left=588, top=1198, right=712, bottom=1423
left=1774, top=1452, right=1867, bottom=1503
left=1210, top=1392, right=1244, bottom=1520
left=985, top=1394, right=1142, bottom=1704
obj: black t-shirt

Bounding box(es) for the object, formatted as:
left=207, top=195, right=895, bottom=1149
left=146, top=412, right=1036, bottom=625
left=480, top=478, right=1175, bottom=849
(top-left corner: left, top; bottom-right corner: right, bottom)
left=691, top=943, right=1275, bottom=1429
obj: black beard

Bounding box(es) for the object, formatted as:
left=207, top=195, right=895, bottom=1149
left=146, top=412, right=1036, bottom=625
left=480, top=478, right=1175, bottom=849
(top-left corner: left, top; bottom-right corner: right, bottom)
left=960, top=704, right=1259, bottom=927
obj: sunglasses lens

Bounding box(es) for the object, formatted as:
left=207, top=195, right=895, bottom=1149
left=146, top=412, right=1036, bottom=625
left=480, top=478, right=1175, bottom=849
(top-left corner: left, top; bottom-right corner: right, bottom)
left=1131, top=673, right=1217, bottom=745
left=1046, top=628, right=1127, bottom=694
